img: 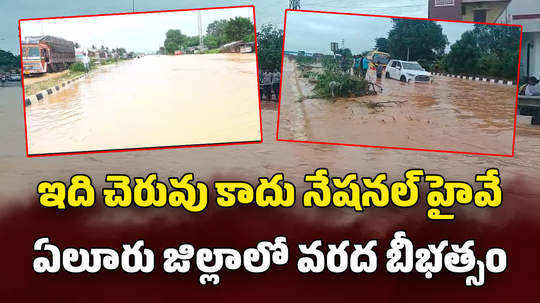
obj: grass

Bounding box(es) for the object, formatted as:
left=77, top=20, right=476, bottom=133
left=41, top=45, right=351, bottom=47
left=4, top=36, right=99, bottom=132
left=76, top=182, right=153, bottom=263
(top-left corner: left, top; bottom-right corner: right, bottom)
left=203, top=49, right=221, bottom=54
left=24, top=70, right=85, bottom=96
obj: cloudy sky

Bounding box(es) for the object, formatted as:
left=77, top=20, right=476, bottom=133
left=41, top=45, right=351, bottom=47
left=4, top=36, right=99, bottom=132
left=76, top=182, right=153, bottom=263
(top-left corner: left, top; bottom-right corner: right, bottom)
left=20, top=8, right=253, bottom=53
left=1, top=0, right=427, bottom=53
left=284, top=11, right=475, bottom=54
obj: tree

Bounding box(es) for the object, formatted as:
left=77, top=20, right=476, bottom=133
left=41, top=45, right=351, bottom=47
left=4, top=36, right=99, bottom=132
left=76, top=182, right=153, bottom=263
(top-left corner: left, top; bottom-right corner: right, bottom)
left=164, top=29, right=186, bottom=54
left=335, top=48, right=353, bottom=73
left=445, top=24, right=520, bottom=78
left=0, top=50, right=20, bottom=71
left=374, top=37, right=390, bottom=53
left=387, top=19, right=448, bottom=65
left=256, top=24, right=283, bottom=72
left=184, top=36, right=200, bottom=48
left=224, top=17, right=254, bottom=42
left=207, top=19, right=228, bottom=37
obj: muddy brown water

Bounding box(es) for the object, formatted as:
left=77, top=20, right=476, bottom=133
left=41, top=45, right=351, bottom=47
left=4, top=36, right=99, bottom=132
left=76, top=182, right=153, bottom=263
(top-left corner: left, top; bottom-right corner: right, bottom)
left=24, top=54, right=261, bottom=155
left=278, top=58, right=528, bottom=155
left=1, top=66, right=540, bottom=222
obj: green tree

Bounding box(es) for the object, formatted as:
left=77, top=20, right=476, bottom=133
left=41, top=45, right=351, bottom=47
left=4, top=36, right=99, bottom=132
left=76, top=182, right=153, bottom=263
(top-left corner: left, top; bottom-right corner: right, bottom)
left=224, top=17, right=254, bottom=42
left=0, top=50, right=20, bottom=71
left=256, top=24, right=283, bottom=71
left=335, top=48, right=353, bottom=73
left=164, top=29, right=186, bottom=54
left=445, top=24, right=520, bottom=78
left=387, top=19, right=448, bottom=65
left=184, top=36, right=200, bottom=48
left=374, top=37, right=390, bottom=53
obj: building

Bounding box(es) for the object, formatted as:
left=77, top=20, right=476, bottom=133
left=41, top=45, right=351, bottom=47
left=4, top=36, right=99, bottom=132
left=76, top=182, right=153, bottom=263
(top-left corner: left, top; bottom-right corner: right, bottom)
left=496, top=0, right=540, bottom=78
left=219, top=41, right=254, bottom=53
left=428, top=0, right=511, bottom=23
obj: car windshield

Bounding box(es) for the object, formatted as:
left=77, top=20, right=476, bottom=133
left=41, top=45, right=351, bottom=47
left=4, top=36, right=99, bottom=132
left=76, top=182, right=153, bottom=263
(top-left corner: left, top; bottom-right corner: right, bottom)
left=402, top=62, right=424, bottom=71
left=24, top=47, right=40, bottom=58
left=373, top=54, right=390, bottom=64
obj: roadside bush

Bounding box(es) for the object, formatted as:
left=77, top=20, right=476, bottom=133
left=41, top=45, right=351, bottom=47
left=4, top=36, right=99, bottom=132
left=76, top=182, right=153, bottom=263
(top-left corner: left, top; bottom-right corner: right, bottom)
left=313, top=69, right=368, bottom=99
left=69, top=62, right=86, bottom=72
left=204, top=48, right=221, bottom=54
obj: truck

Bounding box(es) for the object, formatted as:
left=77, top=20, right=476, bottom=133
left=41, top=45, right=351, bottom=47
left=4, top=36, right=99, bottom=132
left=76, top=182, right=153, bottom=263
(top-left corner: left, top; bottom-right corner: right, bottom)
left=366, top=50, right=391, bottom=78
left=21, top=35, right=75, bottom=75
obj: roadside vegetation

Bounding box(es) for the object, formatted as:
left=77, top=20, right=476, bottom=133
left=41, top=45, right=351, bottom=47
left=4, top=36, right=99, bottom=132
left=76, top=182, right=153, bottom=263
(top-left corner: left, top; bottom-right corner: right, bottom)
left=297, top=55, right=369, bottom=99
left=256, top=24, right=283, bottom=72
left=0, top=50, right=20, bottom=72
left=433, top=25, right=520, bottom=80
left=159, top=17, right=255, bottom=55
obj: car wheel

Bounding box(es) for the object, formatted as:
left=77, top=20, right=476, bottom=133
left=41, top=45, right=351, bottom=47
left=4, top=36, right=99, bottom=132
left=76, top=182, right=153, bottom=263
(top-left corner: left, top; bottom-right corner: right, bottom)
left=400, top=76, right=406, bottom=82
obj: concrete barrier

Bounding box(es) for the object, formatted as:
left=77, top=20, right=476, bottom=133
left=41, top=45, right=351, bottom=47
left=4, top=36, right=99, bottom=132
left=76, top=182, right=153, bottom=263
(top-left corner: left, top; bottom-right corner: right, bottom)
left=24, top=74, right=86, bottom=107
left=432, top=72, right=516, bottom=86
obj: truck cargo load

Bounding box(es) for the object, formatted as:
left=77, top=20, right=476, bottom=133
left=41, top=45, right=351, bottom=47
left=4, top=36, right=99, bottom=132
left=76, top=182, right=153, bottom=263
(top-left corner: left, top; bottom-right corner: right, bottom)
left=22, top=35, right=76, bottom=75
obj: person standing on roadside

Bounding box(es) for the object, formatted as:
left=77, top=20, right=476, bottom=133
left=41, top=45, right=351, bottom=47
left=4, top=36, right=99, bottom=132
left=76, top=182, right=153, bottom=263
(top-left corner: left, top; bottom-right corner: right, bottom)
left=82, top=52, right=90, bottom=73
left=361, top=56, right=369, bottom=77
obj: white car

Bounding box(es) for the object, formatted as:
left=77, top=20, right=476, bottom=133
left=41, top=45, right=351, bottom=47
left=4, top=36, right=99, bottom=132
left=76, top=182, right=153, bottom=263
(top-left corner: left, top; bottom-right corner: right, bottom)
left=385, top=60, right=432, bottom=83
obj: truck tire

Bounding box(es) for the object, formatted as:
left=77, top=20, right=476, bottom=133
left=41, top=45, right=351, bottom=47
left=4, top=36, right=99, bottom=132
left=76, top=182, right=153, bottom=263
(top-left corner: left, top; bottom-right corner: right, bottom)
left=533, top=115, right=540, bottom=125
left=400, top=76, right=406, bottom=82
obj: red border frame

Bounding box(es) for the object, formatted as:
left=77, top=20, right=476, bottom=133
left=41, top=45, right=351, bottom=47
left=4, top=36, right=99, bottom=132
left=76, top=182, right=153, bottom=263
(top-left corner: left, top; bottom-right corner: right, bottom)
left=18, top=5, right=263, bottom=157
left=276, top=9, right=523, bottom=158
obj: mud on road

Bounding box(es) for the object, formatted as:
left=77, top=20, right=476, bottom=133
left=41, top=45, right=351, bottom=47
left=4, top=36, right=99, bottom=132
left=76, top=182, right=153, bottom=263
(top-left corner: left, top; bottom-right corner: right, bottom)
left=278, top=58, right=527, bottom=155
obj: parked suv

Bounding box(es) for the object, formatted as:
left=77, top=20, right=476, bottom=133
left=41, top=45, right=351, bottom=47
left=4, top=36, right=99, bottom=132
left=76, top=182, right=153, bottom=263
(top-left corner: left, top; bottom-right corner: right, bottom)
left=385, top=60, right=432, bottom=83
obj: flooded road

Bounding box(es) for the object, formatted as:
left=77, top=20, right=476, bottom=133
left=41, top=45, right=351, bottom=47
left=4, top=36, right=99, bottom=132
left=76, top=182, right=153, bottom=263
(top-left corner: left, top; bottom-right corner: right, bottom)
left=25, top=54, right=261, bottom=154
left=278, top=58, right=521, bottom=155
left=2, top=84, right=540, bottom=207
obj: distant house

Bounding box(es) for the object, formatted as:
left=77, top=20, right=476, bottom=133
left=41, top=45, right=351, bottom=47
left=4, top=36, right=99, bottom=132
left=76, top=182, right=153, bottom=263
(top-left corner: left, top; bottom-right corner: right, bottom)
left=428, top=0, right=511, bottom=23
left=219, top=41, right=254, bottom=53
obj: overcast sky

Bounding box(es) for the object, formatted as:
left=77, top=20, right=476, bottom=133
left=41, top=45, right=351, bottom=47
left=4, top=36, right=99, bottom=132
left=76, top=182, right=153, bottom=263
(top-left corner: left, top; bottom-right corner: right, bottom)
left=284, top=10, right=475, bottom=54
left=20, top=8, right=253, bottom=53
left=1, top=0, right=427, bottom=54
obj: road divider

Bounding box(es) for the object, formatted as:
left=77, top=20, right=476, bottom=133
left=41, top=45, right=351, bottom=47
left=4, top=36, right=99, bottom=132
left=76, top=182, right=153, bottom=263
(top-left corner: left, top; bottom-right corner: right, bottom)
left=431, top=72, right=516, bottom=86
left=24, top=74, right=87, bottom=107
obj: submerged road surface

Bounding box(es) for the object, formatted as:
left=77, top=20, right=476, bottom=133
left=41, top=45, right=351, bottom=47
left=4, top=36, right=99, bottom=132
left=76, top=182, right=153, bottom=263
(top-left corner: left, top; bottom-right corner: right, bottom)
left=25, top=54, right=261, bottom=155
left=279, top=58, right=524, bottom=155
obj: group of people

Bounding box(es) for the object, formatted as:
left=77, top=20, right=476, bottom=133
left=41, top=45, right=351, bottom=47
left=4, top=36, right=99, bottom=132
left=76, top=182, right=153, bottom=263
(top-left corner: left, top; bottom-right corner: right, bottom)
left=259, top=71, right=280, bottom=101
left=520, top=76, right=540, bottom=96
left=353, top=55, right=370, bottom=78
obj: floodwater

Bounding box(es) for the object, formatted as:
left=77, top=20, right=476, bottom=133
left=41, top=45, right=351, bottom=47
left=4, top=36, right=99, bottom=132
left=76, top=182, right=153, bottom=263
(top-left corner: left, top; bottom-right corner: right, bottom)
left=24, top=54, right=261, bottom=154
left=278, top=58, right=523, bottom=155
left=2, top=83, right=540, bottom=205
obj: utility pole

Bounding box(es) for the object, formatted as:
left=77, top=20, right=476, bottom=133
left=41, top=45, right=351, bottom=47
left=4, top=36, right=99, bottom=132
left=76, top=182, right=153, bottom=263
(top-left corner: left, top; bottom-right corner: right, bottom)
left=132, top=0, right=135, bottom=12
left=407, top=47, right=410, bottom=61
left=289, top=0, right=300, bottom=9
left=198, top=11, right=204, bottom=49
left=341, top=38, right=345, bottom=49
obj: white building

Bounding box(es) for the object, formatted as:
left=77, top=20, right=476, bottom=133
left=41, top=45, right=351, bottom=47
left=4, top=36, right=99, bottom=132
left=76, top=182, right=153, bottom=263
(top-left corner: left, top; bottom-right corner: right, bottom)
left=497, top=0, right=540, bottom=78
